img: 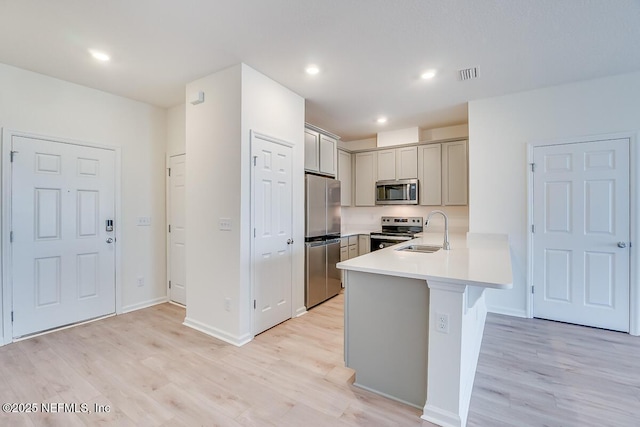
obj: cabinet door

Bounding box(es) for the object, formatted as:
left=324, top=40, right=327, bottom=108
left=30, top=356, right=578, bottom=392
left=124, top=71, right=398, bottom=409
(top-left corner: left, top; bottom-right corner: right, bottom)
left=355, top=151, right=377, bottom=206
left=418, top=144, right=442, bottom=206
left=358, top=235, right=370, bottom=255
left=377, top=149, right=396, bottom=181
left=348, top=245, right=358, bottom=260
left=337, top=150, right=352, bottom=206
left=319, top=135, right=337, bottom=176
left=304, top=129, right=320, bottom=172
left=340, top=246, right=348, bottom=262
left=396, top=146, right=418, bottom=179
left=442, top=140, right=468, bottom=205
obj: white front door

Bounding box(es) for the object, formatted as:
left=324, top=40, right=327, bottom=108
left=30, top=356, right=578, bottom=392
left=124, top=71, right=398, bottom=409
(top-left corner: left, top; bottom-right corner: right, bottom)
left=532, top=138, right=630, bottom=332
left=252, top=134, right=293, bottom=335
left=11, top=136, right=116, bottom=338
left=168, top=154, right=186, bottom=305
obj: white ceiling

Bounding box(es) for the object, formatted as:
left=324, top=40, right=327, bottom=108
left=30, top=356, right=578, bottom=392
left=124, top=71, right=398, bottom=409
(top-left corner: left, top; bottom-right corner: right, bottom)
left=1, top=0, right=639, bottom=141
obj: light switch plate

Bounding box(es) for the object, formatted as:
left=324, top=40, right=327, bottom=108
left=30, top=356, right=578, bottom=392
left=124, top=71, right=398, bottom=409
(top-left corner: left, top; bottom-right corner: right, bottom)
left=137, top=216, right=151, bottom=226
left=219, top=218, right=232, bottom=231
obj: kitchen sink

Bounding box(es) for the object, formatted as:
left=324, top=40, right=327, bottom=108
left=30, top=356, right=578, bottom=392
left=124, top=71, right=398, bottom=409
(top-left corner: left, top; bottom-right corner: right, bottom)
left=396, top=244, right=442, bottom=253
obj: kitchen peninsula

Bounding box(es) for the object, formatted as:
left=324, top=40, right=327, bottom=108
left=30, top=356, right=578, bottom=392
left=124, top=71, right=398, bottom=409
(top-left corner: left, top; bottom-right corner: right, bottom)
left=337, top=233, right=512, bottom=427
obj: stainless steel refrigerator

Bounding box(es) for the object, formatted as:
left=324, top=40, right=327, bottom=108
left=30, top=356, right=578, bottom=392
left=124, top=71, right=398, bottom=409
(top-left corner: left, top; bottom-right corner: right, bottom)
left=305, top=174, right=341, bottom=309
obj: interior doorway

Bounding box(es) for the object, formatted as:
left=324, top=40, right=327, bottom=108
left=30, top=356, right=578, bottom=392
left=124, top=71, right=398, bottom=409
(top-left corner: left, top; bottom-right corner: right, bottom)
left=251, top=132, right=293, bottom=335
left=167, top=154, right=186, bottom=305
left=531, top=137, right=630, bottom=332
left=7, top=133, right=117, bottom=338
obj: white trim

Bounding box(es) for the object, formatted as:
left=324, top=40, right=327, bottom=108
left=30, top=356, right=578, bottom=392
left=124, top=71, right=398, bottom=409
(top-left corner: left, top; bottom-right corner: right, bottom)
left=487, top=305, right=527, bottom=318
left=421, top=403, right=463, bottom=427
left=0, top=128, right=123, bottom=345
left=183, top=316, right=252, bottom=347
left=294, top=306, right=307, bottom=318
left=121, top=296, right=169, bottom=314
left=249, top=131, right=295, bottom=337
left=1, top=129, right=13, bottom=345
left=166, top=153, right=186, bottom=306
left=526, top=131, right=638, bottom=335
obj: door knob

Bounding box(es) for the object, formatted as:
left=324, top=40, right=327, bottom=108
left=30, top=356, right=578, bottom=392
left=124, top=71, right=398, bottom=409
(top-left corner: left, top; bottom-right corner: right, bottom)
left=617, top=242, right=627, bottom=248
left=287, top=238, right=294, bottom=245
left=106, top=237, right=114, bottom=244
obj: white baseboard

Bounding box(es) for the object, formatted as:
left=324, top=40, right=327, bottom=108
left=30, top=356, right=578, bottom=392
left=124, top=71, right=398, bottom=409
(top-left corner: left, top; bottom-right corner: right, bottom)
left=121, top=296, right=168, bottom=314
left=294, top=306, right=307, bottom=318
left=422, top=403, right=463, bottom=427
left=183, top=317, right=252, bottom=347
left=487, top=305, right=527, bottom=318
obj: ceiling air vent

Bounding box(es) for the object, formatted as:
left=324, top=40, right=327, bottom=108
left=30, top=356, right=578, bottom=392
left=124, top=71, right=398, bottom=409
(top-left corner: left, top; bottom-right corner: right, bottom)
left=458, top=67, right=479, bottom=81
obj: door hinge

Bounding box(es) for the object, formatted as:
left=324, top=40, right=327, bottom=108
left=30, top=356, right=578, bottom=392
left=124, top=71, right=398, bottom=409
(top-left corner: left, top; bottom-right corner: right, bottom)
left=168, top=224, right=171, bottom=233
left=253, top=228, right=256, bottom=237
left=253, top=156, right=257, bottom=166
left=253, top=300, right=256, bottom=309
left=169, top=281, right=171, bottom=289
left=9, top=231, right=13, bottom=242
left=530, top=163, right=536, bottom=172
left=531, top=224, right=535, bottom=233
left=11, top=311, right=14, bottom=322
left=531, top=286, right=535, bottom=294
left=168, top=168, right=171, bottom=177
left=10, top=151, right=17, bottom=162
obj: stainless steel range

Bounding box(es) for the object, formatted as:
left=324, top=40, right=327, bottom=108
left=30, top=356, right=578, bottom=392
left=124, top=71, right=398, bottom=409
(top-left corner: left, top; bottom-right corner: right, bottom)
left=370, top=216, right=423, bottom=251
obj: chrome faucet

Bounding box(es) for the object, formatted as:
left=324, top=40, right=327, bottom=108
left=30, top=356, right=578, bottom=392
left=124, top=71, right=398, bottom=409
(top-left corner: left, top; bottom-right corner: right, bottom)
left=425, top=210, right=450, bottom=250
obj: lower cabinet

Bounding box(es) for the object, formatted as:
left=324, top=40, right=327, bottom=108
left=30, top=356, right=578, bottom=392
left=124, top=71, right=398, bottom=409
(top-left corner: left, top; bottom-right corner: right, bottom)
left=358, top=235, right=370, bottom=256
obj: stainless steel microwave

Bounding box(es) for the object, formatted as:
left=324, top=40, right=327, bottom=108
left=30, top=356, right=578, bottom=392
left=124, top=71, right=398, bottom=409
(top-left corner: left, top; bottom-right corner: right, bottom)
left=375, top=179, right=419, bottom=205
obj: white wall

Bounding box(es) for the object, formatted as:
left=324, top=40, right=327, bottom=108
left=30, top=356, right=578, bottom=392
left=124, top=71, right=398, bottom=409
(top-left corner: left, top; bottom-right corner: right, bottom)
left=184, top=64, right=243, bottom=343
left=338, top=137, right=376, bottom=151
left=240, top=64, right=306, bottom=325
left=184, top=63, right=304, bottom=345
left=342, top=205, right=469, bottom=235
left=421, top=124, right=468, bottom=142
left=468, top=71, right=640, bottom=324
left=0, top=62, right=168, bottom=343
left=166, top=103, right=186, bottom=156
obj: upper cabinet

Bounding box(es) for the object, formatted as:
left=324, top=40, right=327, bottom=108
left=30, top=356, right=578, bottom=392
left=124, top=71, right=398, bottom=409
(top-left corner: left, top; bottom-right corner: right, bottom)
left=337, top=149, right=352, bottom=206
left=355, top=151, right=377, bottom=206
left=376, top=146, right=418, bottom=181
left=442, top=140, right=468, bottom=205
left=304, top=129, right=320, bottom=172
left=418, top=140, right=467, bottom=206
left=305, top=124, right=338, bottom=177
left=417, top=144, right=442, bottom=206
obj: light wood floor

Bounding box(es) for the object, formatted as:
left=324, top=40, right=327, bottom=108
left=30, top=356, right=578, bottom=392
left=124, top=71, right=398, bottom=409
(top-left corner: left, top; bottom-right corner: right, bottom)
left=0, top=294, right=638, bottom=426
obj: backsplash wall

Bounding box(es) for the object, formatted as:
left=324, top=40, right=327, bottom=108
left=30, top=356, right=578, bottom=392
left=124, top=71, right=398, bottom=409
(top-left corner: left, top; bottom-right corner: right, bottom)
left=341, top=205, right=469, bottom=234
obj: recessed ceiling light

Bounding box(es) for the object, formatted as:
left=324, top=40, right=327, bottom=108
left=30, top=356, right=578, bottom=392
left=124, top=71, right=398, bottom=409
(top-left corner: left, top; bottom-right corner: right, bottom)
left=421, top=70, right=437, bottom=79
left=305, top=65, right=320, bottom=75
left=376, top=117, right=387, bottom=124
left=89, top=49, right=110, bottom=62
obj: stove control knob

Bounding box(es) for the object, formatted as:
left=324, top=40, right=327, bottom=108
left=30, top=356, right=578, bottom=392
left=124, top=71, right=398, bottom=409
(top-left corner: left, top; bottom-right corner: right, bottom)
left=379, top=243, right=385, bottom=249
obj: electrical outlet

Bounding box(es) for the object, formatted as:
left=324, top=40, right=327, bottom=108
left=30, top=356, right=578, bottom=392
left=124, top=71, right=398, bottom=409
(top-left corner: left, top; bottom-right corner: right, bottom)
left=219, top=218, right=232, bottom=231
left=136, top=276, right=145, bottom=287
left=436, top=312, right=449, bottom=334
left=224, top=297, right=231, bottom=312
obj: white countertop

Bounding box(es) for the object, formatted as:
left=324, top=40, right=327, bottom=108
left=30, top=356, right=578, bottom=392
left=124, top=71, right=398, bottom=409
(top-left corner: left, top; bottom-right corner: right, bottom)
left=337, top=233, right=513, bottom=289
